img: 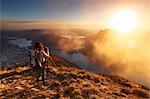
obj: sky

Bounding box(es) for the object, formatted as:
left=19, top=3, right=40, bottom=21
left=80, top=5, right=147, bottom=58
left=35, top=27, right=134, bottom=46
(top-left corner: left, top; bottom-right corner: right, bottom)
left=2, top=0, right=83, bottom=22
left=1, top=0, right=150, bottom=30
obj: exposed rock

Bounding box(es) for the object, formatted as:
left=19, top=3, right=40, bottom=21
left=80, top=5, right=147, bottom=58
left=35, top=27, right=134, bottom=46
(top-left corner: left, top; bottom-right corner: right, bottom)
left=67, top=73, right=78, bottom=79
left=93, top=78, right=101, bottom=83
left=61, top=81, right=69, bottom=87
left=55, top=73, right=66, bottom=81
left=120, top=88, right=131, bottom=95
left=132, top=89, right=150, bottom=98
left=82, top=74, right=92, bottom=80
left=49, top=81, right=60, bottom=90
left=64, top=87, right=75, bottom=96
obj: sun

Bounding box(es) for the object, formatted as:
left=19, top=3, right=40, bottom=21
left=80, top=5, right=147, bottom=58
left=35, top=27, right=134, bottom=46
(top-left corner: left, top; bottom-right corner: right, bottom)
left=109, top=10, right=138, bottom=33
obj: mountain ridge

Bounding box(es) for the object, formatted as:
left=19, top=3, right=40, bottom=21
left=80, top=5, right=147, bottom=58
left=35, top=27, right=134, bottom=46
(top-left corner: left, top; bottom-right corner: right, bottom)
left=0, top=54, right=150, bottom=98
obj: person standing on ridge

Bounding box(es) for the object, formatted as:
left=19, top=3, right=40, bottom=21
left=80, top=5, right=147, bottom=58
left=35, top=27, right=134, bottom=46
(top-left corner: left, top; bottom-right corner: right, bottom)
left=29, top=41, right=50, bottom=85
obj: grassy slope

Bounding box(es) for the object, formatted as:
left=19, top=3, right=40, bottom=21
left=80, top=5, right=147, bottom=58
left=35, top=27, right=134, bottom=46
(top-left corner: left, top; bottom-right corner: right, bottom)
left=0, top=55, right=150, bottom=98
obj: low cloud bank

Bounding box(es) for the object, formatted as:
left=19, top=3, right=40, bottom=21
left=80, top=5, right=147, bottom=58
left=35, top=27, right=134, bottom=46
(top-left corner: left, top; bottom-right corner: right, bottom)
left=48, top=29, right=150, bottom=87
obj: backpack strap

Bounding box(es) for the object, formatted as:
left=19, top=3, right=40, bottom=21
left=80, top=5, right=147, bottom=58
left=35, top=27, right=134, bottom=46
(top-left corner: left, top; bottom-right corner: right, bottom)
left=35, top=50, right=42, bottom=68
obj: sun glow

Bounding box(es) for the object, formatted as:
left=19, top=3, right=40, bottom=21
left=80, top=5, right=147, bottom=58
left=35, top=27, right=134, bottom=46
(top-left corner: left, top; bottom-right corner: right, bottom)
left=109, top=10, right=139, bottom=33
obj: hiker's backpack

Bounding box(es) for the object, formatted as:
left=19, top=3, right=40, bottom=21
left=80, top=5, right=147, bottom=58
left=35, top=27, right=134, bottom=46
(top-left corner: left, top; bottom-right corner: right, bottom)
left=29, top=49, right=42, bottom=68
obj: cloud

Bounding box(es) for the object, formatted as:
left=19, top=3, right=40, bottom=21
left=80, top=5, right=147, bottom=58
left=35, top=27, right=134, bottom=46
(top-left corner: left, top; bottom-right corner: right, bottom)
left=1, top=20, right=99, bottom=30
left=53, top=29, right=150, bottom=87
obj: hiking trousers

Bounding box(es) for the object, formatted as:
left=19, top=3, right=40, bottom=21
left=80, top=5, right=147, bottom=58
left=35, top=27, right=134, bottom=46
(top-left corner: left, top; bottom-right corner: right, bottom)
left=37, top=66, right=46, bottom=84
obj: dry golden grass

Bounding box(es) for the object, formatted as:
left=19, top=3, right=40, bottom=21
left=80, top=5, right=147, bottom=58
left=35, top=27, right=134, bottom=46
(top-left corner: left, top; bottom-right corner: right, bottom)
left=0, top=55, right=149, bottom=98
left=0, top=66, right=30, bottom=75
